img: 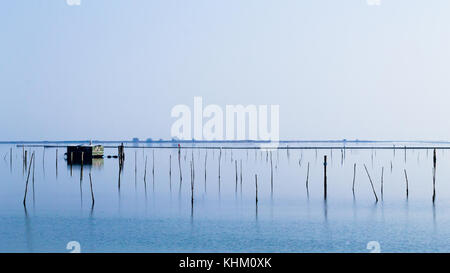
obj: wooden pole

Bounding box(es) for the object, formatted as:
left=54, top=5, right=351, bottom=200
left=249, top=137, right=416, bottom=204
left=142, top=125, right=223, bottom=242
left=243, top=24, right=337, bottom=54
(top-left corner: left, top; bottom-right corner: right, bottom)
left=144, top=155, right=148, bottom=191
left=218, top=148, right=222, bottom=180
left=363, top=164, right=378, bottom=203
left=89, top=172, right=95, bottom=207
left=235, top=160, right=238, bottom=193
left=204, top=151, right=207, bottom=192
left=32, top=152, right=35, bottom=205
left=404, top=169, right=409, bottom=198
left=306, top=162, right=310, bottom=196
left=23, top=152, right=34, bottom=206
left=352, top=163, right=356, bottom=196
left=433, top=149, right=436, bottom=202
left=404, top=146, right=407, bottom=163
left=270, top=152, right=273, bottom=195
left=55, top=148, right=58, bottom=178
left=381, top=166, right=384, bottom=199
left=323, top=155, right=327, bottom=200
left=80, top=152, right=84, bottom=178
left=190, top=161, right=194, bottom=205
left=240, top=160, right=243, bottom=193
left=70, top=152, right=73, bottom=177
left=24, top=150, right=28, bottom=173
left=255, top=174, right=258, bottom=205
left=178, top=146, right=182, bottom=183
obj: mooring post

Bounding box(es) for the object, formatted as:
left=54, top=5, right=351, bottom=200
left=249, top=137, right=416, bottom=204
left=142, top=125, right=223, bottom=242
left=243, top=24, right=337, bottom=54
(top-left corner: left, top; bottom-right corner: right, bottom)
left=433, top=148, right=436, bottom=202
left=81, top=151, right=84, bottom=179
left=324, top=155, right=327, bottom=200
left=56, top=148, right=58, bottom=178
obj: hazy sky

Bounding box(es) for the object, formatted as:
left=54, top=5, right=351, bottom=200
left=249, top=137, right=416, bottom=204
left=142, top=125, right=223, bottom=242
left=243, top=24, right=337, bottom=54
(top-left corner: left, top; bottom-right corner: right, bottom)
left=1, top=0, right=450, bottom=141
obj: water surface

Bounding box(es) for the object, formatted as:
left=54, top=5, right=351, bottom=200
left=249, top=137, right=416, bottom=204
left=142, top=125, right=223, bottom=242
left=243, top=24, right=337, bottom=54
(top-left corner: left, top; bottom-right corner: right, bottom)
left=1, top=142, right=449, bottom=252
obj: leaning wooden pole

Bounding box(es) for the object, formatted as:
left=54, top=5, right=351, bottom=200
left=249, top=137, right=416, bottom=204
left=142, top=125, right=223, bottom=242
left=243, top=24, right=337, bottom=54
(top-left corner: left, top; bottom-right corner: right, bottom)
left=404, top=169, right=409, bottom=199
left=363, top=164, right=378, bottom=203
left=23, top=152, right=35, bottom=206
left=89, top=172, right=95, bottom=207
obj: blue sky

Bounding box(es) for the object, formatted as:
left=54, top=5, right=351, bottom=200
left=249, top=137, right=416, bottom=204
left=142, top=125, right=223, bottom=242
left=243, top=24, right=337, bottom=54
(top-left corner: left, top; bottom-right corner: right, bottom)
left=1, top=0, right=450, bottom=141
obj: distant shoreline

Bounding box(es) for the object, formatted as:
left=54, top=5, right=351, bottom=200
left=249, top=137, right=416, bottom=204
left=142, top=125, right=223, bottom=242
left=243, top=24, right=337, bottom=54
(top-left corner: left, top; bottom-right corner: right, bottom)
left=2, top=139, right=450, bottom=144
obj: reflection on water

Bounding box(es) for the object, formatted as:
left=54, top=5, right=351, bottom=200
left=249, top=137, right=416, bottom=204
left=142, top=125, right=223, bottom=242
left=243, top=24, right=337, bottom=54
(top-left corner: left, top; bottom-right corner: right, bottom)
left=2, top=142, right=450, bottom=252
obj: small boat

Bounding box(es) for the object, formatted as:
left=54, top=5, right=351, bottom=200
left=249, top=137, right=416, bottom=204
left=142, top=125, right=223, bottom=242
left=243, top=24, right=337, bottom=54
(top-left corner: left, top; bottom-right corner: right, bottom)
left=66, top=145, right=104, bottom=164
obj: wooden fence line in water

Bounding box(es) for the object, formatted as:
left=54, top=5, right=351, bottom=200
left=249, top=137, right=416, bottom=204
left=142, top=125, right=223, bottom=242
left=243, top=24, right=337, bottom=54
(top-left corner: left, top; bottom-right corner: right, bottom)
left=12, top=144, right=444, bottom=207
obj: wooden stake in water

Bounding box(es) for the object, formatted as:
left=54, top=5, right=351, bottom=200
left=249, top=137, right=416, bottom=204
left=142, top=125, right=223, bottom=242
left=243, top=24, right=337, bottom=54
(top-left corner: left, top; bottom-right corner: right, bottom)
left=169, top=154, right=172, bottom=191
left=240, top=160, right=243, bottom=193
left=323, top=155, right=327, bottom=200
left=404, top=169, right=409, bottom=199
left=24, top=150, right=28, bottom=174
left=218, top=148, right=222, bottom=191
left=23, top=152, right=35, bottom=206
left=433, top=149, right=436, bottom=203
left=135, top=151, right=137, bottom=186
left=55, top=148, right=58, bottom=178
left=178, top=146, right=182, bottom=184
left=190, top=161, right=194, bottom=205
left=270, top=152, right=273, bottom=195
left=70, top=152, right=73, bottom=176
left=380, top=166, right=384, bottom=199
left=306, top=162, right=310, bottom=197
left=404, top=146, right=407, bottom=163
left=144, top=155, right=148, bottom=192
left=235, top=160, right=238, bottom=193
left=89, top=172, right=95, bottom=207
left=80, top=152, right=84, bottom=180
left=363, top=164, right=378, bottom=203
left=352, top=163, right=356, bottom=196
left=152, top=150, right=155, bottom=181
left=204, top=151, right=207, bottom=192
left=255, top=174, right=258, bottom=205
left=32, top=152, right=35, bottom=205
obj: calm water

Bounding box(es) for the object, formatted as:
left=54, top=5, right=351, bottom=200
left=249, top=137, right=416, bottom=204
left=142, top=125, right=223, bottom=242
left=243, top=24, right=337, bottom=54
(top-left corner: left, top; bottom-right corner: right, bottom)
left=1, top=142, right=450, bottom=253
